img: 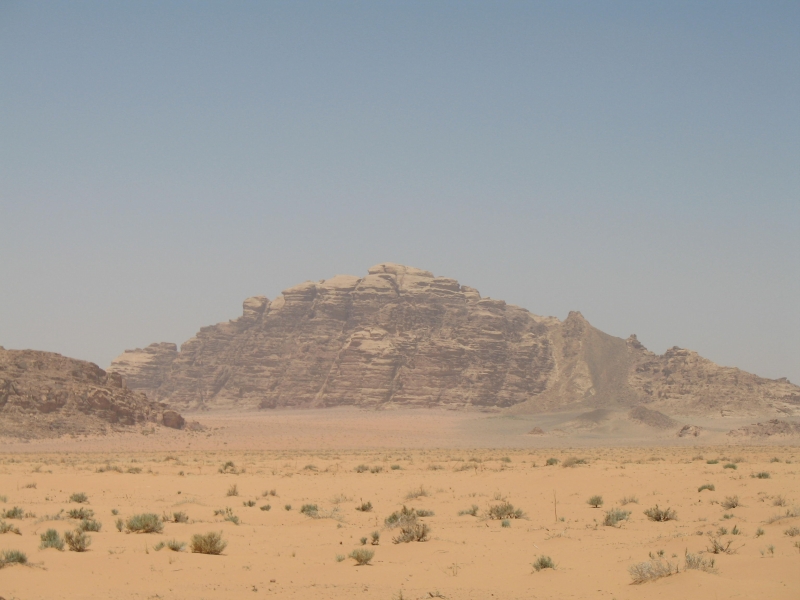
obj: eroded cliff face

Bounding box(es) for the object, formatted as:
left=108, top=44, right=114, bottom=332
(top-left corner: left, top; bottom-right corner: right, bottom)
left=0, top=348, right=185, bottom=438
left=109, top=263, right=800, bottom=416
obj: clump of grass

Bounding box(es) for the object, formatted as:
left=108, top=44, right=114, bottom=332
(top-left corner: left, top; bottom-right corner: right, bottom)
left=392, top=522, right=431, bottom=543
left=262, top=489, right=277, bottom=497
left=0, top=521, right=21, bottom=535
left=628, top=560, right=676, bottom=583
left=562, top=456, right=587, bottom=468
left=721, top=496, right=740, bottom=509
left=370, top=530, right=380, bottom=545
left=300, top=504, right=319, bottom=517
left=69, top=492, right=89, bottom=504
left=354, top=464, right=369, bottom=473
left=303, top=464, right=317, bottom=471
left=390, top=465, right=401, bottom=470
left=153, top=540, right=166, bottom=551
left=752, top=472, right=771, bottom=479
left=772, top=495, right=787, bottom=507
left=587, top=495, right=604, bottom=508
left=67, top=507, right=94, bottom=520
left=0, top=549, right=27, bottom=566
left=755, top=527, right=765, bottom=537
left=458, top=505, right=479, bottom=516
left=770, top=457, right=781, bottom=463
left=370, top=466, right=384, bottom=473
left=766, top=506, right=800, bottom=523
left=127, top=467, right=142, bottom=474
left=603, top=508, right=631, bottom=527
left=619, top=495, right=639, bottom=505
left=546, top=458, right=559, bottom=466
left=126, top=513, right=164, bottom=533
left=706, top=459, right=719, bottom=465
left=79, top=518, right=102, bottom=532
left=785, top=526, right=800, bottom=537
left=706, top=534, right=736, bottom=554
left=191, top=531, right=226, bottom=554
left=684, top=551, right=715, bottom=572
left=2, top=507, right=24, bottom=519
left=335, top=553, right=346, bottom=562
left=360, top=536, right=367, bottom=545
left=723, top=463, right=737, bottom=470
left=416, top=509, right=435, bottom=517
left=260, top=505, right=271, bottom=511
left=168, top=511, right=189, bottom=523
left=488, top=501, right=524, bottom=520
left=501, top=519, right=511, bottom=528
left=218, top=461, right=238, bottom=474
left=226, top=484, right=239, bottom=497
left=731, top=525, right=742, bottom=535
left=643, top=505, right=677, bottom=522
left=243, top=500, right=256, bottom=507
left=284, top=504, right=292, bottom=511
left=385, top=506, right=419, bottom=529
left=64, top=529, right=91, bottom=552
left=356, top=501, right=373, bottom=512
left=39, top=529, right=64, bottom=550
left=115, top=518, right=124, bottom=531
left=698, top=484, right=715, bottom=492
left=213, top=507, right=239, bottom=525
left=532, top=555, right=555, bottom=572
left=349, top=548, right=374, bottom=565
left=167, top=539, right=186, bottom=551
left=405, top=485, right=429, bottom=500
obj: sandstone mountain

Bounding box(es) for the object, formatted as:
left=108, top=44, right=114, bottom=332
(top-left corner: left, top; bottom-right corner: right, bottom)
left=110, top=263, right=800, bottom=417
left=0, top=347, right=185, bottom=438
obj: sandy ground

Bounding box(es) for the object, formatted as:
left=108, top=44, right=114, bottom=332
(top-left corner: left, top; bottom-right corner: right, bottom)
left=0, top=410, right=798, bottom=599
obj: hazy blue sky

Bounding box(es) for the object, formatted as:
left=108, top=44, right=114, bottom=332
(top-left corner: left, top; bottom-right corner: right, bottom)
left=1, top=1, right=798, bottom=383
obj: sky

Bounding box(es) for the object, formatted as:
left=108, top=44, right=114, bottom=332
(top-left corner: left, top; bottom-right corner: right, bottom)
left=1, top=1, right=798, bottom=383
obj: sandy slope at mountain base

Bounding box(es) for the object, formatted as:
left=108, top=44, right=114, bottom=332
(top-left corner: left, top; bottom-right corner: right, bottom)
left=0, top=441, right=798, bottom=600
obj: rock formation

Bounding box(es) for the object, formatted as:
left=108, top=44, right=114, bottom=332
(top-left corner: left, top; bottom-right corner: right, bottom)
left=0, top=347, right=185, bottom=438
left=110, top=263, right=800, bottom=417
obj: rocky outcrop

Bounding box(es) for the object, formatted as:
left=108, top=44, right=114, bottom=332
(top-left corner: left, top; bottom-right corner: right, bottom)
left=0, top=348, right=185, bottom=438
left=109, top=263, right=800, bottom=416
left=727, top=419, right=800, bottom=437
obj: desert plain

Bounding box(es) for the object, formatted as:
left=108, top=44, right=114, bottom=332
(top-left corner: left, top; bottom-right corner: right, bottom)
left=0, top=409, right=798, bottom=600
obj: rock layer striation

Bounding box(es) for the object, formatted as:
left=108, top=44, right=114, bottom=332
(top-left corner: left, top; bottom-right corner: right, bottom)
left=110, top=263, right=800, bottom=416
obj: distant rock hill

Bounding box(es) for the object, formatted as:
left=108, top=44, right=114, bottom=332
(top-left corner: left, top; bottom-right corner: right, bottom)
left=0, top=347, right=185, bottom=438
left=110, top=263, right=800, bottom=417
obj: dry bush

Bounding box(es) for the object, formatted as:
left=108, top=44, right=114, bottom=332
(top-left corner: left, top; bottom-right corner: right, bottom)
left=0, top=521, right=21, bottom=535
left=562, top=456, right=587, bottom=468
left=458, top=505, right=479, bottom=516
left=405, top=485, right=428, bottom=500
left=64, top=529, right=91, bottom=552
left=628, top=560, right=676, bottom=583
left=392, top=522, right=430, bottom=543
left=587, top=495, right=604, bottom=508
left=643, top=505, right=677, bottom=522
left=39, top=529, right=64, bottom=550
left=67, top=507, right=94, bottom=520
left=488, top=501, right=524, bottom=520
left=721, top=495, right=740, bottom=509
left=532, top=555, right=555, bottom=572
left=78, top=518, right=102, bottom=532
left=349, top=548, right=374, bottom=565
left=706, top=533, right=737, bottom=554
left=126, top=513, right=164, bottom=533
left=684, top=551, right=716, bottom=572
left=0, top=549, right=27, bottom=566
left=698, top=484, right=715, bottom=492
left=69, top=492, right=88, bottom=504
left=603, top=508, right=630, bottom=527
left=191, top=531, right=226, bottom=555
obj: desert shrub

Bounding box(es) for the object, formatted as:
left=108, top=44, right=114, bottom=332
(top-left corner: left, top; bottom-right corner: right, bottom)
left=219, top=461, right=238, bottom=474
left=392, top=522, right=430, bottom=543
left=126, top=513, right=164, bottom=533
left=170, top=511, right=189, bottom=523
left=153, top=540, right=166, bottom=551
left=191, top=531, right=226, bottom=554
left=260, top=504, right=271, bottom=511
left=64, top=529, right=91, bottom=552
left=770, top=457, right=781, bottom=463
left=127, top=467, right=142, bottom=474
left=354, top=464, right=369, bottom=473
left=772, top=495, right=787, bottom=506
left=214, top=508, right=239, bottom=524
left=562, top=456, right=586, bottom=468
left=707, top=459, right=719, bottom=464
left=532, top=555, right=555, bottom=572
left=752, top=472, right=771, bottom=479
left=587, top=495, right=604, bottom=508
left=284, top=504, right=292, bottom=511
left=349, top=548, right=374, bottom=565
left=706, top=534, right=736, bottom=554
left=619, top=495, right=639, bottom=505
left=303, top=464, right=317, bottom=471
left=721, top=495, right=740, bottom=509
left=385, top=506, right=419, bottom=529
left=501, top=519, right=510, bottom=528
left=0, top=521, right=21, bottom=535
left=0, top=549, right=27, bottom=566
left=405, top=485, right=429, bottom=500
left=698, top=484, right=715, bottom=492
left=488, top=501, right=524, bottom=520
left=335, top=553, right=346, bottom=562
left=603, top=508, right=631, bottom=527
left=628, top=560, right=676, bottom=583
left=111, top=509, right=119, bottom=515
left=458, top=505, right=479, bottom=516
left=785, top=526, right=800, bottom=537
left=243, top=500, right=256, bottom=507
left=546, top=458, right=559, bottom=466
left=416, top=509, right=435, bottom=517
left=39, top=529, right=64, bottom=550
left=356, top=502, right=373, bottom=512
left=723, top=463, right=737, bottom=470
left=226, top=484, right=239, bottom=497
left=390, top=465, right=401, bottom=470
left=370, top=466, right=384, bottom=473
left=167, top=539, right=186, bottom=551
left=262, top=489, right=277, bottom=497
left=756, top=527, right=765, bottom=537
left=0, top=494, right=6, bottom=502
left=684, top=551, right=716, bottom=572
left=767, top=506, right=800, bottom=523
left=370, top=531, right=380, bottom=545
left=731, top=525, right=742, bottom=535
left=427, top=464, right=444, bottom=471
left=67, top=507, right=94, bottom=520
left=643, top=505, right=677, bottom=522
left=2, top=507, right=24, bottom=519
left=360, top=536, right=367, bottom=545
left=79, top=518, right=102, bottom=532
left=300, top=504, right=319, bottom=516
left=115, top=518, right=124, bottom=532
left=70, top=492, right=89, bottom=503
left=717, top=526, right=728, bottom=536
